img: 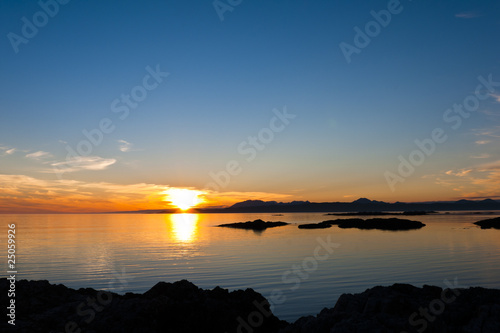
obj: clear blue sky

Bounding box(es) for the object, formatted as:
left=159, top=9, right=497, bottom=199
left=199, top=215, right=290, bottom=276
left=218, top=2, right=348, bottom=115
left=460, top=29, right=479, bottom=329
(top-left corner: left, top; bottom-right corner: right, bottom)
left=1, top=0, right=500, bottom=212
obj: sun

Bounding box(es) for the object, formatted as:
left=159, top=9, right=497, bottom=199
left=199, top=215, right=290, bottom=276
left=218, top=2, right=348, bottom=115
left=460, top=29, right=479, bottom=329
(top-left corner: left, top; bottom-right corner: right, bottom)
left=163, top=188, right=204, bottom=211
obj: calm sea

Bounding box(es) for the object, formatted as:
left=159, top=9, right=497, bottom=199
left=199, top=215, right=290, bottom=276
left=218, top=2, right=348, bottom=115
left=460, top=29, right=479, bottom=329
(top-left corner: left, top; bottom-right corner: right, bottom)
left=2, top=212, right=500, bottom=322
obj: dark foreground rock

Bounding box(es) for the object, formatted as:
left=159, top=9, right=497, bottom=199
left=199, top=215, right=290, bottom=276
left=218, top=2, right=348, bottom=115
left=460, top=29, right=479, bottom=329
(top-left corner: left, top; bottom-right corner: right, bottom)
left=0, top=279, right=286, bottom=333
left=281, top=283, right=500, bottom=333
left=2, top=279, right=500, bottom=333
left=218, top=219, right=289, bottom=230
left=474, top=217, right=500, bottom=229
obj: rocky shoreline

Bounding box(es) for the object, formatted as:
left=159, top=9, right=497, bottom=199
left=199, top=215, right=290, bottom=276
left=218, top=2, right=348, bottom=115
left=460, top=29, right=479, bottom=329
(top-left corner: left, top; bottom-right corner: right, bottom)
left=2, top=279, right=500, bottom=333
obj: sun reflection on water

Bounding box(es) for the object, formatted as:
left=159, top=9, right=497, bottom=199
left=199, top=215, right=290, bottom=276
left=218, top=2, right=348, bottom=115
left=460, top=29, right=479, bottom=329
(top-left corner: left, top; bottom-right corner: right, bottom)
left=169, top=214, right=199, bottom=243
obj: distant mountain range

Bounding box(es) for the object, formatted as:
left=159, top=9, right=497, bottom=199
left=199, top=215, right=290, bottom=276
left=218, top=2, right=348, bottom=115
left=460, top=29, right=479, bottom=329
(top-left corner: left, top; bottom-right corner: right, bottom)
left=107, top=198, right=500, bottom=214
left=193, top=198, right=500, bottom=213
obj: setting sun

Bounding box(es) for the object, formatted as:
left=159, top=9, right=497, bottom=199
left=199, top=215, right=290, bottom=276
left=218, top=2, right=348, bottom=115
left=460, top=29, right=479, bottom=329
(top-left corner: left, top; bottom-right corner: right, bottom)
left=163, top=188, right=204, bottom=211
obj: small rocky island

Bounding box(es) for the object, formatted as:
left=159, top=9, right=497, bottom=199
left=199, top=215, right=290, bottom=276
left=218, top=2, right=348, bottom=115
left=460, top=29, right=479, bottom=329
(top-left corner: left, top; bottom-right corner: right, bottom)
left=474, top=217, right=500, bottom=229
left=218, top=219, right=289, bottom=230
left=299, top=218, right=425, bottom=231
left=298, top=221, right=333, bottom=229
left=3, top=279, right=500, bottom=332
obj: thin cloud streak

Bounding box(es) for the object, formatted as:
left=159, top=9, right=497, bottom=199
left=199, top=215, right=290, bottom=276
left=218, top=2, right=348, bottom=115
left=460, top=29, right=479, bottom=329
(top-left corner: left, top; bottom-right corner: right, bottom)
left=48, top=156, right=117, bottom=173
left=455, top=11, right=482, bottom=19
left=118, top=139, right=133, bottom=152
left=26, top=151, right=53, bottom=160
left=470, top=154, right=491, bottom=159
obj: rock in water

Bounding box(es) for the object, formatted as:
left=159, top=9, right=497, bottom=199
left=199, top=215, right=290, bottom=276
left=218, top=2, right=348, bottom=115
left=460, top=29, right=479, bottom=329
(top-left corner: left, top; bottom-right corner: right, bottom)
left=299, top=218, right=425, bottom=231
left=474, top=217, right=500, bottom=229
left=218, top=219, right=289, bottom=230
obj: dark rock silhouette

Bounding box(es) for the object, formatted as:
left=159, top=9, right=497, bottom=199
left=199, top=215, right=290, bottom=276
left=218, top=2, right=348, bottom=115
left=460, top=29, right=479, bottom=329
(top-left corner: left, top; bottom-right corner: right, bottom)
left=474, top=217, right=500, bottom=229
left=3, top=279, right=500, bottom=333
left=298, top=221, right=333, bottom=229
left=335, top=218, right=425, bottom=230
left=281, top=283, right=500, bottom=333
left=0, top=279, right=286, bottom=333
left=218, top=219, right=289, bottom=230
left=299, top=218, right=425, bottom=231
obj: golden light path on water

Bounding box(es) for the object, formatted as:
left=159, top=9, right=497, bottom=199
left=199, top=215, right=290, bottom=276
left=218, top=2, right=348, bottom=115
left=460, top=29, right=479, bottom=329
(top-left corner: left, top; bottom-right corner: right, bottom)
left=169, top=214, right=199, bottom=243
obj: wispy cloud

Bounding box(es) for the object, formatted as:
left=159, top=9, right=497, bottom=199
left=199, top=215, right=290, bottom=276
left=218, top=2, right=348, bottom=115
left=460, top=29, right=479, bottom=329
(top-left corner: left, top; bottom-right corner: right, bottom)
left=445, top=169, right=472, bottom=177
left=480, top=109, right=500, bottom=117
left=471, top=153, right=491, bottom=159
left=26, top=151, right=53, bottom=160
left=118, top=139, right=132, bottom=152
left=472, top=127, right=500, bottom=139
left=436, top=160, right=500, bottom=199
left=118, top=139, right=140, bottom=152
left=455, top=11, right=482, bottom=19
left=1, top=145, right=31, bottom=156
left=47, top=156, right=116, bottom=173
left=477, top=159, right=500, bottom=171
left=491, top=94, right=500, bottom=103
left=475, top=140, right=491, bottom=145
left=0, top=145, right=21, bottom=156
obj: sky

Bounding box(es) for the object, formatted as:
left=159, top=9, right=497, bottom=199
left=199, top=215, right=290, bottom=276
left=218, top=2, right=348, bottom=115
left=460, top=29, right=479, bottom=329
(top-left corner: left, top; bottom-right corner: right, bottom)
left=1, top=0, right=500, bottom=213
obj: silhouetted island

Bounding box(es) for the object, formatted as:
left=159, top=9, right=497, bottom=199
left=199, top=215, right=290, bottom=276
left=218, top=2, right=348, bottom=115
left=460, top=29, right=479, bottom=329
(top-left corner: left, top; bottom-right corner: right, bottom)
left=298, top=221, right=333, bottom=229
left=3, top=279, right=500, bottom=332
left=299, top=218, right=425, bottom=231
left=218, top=219, right=289, bottom=230
left=474, top=217, right=500, bottom=229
